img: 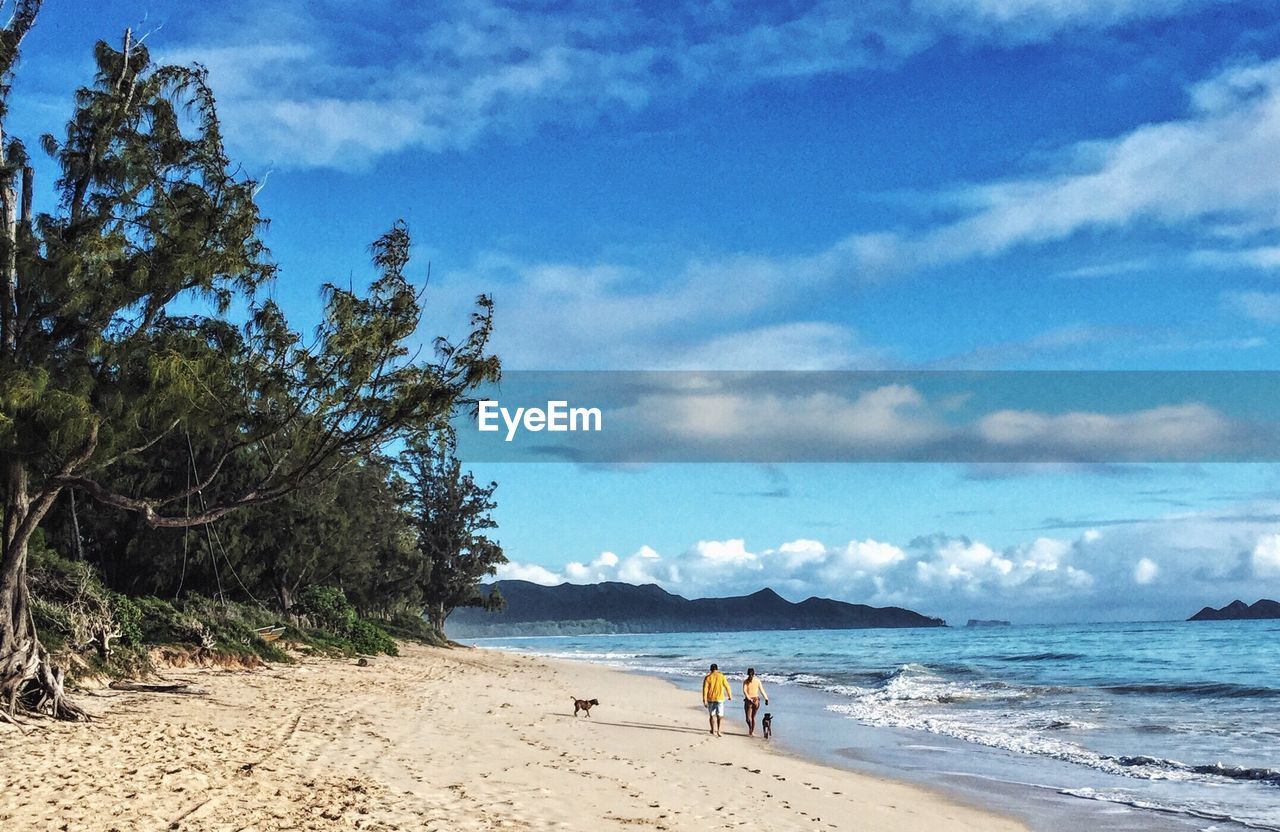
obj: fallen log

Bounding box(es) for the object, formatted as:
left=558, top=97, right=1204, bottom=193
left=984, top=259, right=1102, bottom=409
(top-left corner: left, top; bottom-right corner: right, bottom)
left=107, top=680, right=206, bottom=695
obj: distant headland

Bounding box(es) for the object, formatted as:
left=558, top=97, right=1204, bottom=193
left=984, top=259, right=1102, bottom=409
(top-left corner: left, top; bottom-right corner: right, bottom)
left=447, top=581, right=946, bottom=637
left=1188, top=599, right=1280, bottom=621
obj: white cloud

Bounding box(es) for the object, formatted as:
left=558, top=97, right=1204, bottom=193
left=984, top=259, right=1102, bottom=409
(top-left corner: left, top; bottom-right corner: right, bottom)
left=691, top=539, right=758, bottom=565
left=777, top=539, right=829, bottom=569
left=1252, top=534, right=1280, bottom=578
left=494, top=561, right=563, bottom=585
left=1223, top=290, right=1280, bottom=324
left=497, top=500, right=1280, bottom=621
left=159, top=0, right=1214, bottom=169
left=1133, top=556, right=1160, bottom=584
left=621, top=384, right=944, bottom=455
left=919, top=0, right=1204, bottom=29
left=564, top=550, right=620, bottom=581
left=840, top=539, right=907, bottom=570
left=594, top=378, right=1248, bottom=462
left=832, top=57, right=1280, bottom=275
left=502, top=530, right=1093, bottom=610
left=1193, top=246, right=1280, bottom=271
left=440, top=245, right=888, bottom=369
left=975, top=403, right=1235, bottom=460
left=418, top=54, right=1280, bottom=371
left=664, top=322, right=887, bottom=371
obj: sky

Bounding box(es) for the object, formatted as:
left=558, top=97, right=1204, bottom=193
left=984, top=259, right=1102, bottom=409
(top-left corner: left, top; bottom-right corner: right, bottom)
left=12, top=0, right=1280, bottom=623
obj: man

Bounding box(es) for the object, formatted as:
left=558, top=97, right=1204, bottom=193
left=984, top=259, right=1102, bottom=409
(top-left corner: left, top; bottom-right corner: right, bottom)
left=742, top=668, right=769, bottom=737
left=701, top=663, right=732, bottom=737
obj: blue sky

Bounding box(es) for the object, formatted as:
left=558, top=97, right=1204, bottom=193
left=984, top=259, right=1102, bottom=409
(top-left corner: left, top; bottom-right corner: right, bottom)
left=14, top=0, right=1280, bottom=622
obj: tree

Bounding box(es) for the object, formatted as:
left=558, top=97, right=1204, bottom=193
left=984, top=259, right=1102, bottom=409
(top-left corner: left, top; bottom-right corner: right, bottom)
left=0, top=14, right=499, bottom=719
left=406, top=444, right=506, bottom=633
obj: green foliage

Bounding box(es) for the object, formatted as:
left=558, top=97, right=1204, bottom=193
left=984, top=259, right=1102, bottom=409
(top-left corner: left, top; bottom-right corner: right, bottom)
left=346, top=617, right=399, bottom=657
left=5, top=18, right=504, bottom=686
left=4, top=17, right=497, bottom=620
left=381, top=612, right=450, bottom=646
left=406, top=444, right=506, bottom=630
left=296, top=584, right=397, bottom=656
left=110, top=594, right=143, bottom=646
left=28, top=539, right=118, bottom=655
left=296, top=585, right=352, bottom=633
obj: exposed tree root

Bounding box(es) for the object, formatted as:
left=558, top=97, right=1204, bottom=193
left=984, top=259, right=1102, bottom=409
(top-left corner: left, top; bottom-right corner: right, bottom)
left=1, top=637, right=91, bottom=722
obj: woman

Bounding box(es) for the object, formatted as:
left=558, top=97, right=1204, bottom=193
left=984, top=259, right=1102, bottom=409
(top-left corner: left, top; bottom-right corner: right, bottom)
left=742, top=667, right=769, bottom=737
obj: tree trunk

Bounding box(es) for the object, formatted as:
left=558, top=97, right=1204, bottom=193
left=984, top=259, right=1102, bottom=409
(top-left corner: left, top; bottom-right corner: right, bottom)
left=0, top=463, right=86, bottom=720
left=276, top=576, right=293, bottom=617
left=427, top=601, right=447, bottom=634
left=0, top=0, right=80, bottom=720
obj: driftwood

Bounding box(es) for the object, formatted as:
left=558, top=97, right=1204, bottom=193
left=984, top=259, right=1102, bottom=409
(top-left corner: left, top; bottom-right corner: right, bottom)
left=0, top=708, right=27, bottom=731
left=107, top=680, right=206, bottom=695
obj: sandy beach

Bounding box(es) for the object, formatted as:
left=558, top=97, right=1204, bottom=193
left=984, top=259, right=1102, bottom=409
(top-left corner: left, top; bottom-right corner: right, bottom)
left=0, top=644, right=1026, bottom=831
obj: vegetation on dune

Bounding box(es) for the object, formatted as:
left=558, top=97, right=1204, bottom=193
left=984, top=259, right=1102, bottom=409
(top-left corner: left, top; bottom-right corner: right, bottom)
left=0, top=3, right=507, bottom=721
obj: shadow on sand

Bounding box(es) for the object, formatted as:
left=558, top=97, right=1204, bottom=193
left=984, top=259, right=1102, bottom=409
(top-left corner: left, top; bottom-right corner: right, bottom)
left=569, top=716, right=743, bottom=737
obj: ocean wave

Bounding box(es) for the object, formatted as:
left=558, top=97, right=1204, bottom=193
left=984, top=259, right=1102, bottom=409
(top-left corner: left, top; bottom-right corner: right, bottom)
left=1061, top=788, right=1280, bottom=832
left=1114, top=757, right=1280, bottom=785
left=826, top=693, right=1278, bottom=791
left=537, top=651, right=644, bottom=660
left=1102, top=682, right=1280, bottom=699
left=840, top=663, right=1043, bottom=705
left=509, top=642, right=1277, bottom=789
left=993, top=652, right=1086, bottom=662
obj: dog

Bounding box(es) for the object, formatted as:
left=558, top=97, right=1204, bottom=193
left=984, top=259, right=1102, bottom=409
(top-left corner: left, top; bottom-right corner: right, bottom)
left=761, top=712, right=773, bottom=740
left=572, top=697, right=599, bottom=717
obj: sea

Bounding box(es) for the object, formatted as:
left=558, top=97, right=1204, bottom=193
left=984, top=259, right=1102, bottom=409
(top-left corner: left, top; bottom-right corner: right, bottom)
left=465, top=619, right=1280, bottom=831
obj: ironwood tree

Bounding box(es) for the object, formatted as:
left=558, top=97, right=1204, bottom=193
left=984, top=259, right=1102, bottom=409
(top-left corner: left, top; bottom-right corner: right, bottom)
left=0, top=6, right=499, bottom=719
left=406, top=443, right=506, bottom=633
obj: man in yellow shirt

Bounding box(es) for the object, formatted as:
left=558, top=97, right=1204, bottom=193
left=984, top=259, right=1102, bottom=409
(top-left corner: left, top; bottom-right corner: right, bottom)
left=701, top=663, right=732, bottom=737
left=742, top=667, right=769, bottom=737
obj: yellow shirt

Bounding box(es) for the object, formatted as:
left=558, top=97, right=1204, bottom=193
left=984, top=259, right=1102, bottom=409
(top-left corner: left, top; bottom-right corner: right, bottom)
left=702, top=671, right=731, bottom=703
left=743, top=677, right=767, bottom=700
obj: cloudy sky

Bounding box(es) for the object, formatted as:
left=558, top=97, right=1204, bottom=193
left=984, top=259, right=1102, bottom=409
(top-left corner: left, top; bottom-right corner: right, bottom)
left=15, top=0, right=1280, bottom=622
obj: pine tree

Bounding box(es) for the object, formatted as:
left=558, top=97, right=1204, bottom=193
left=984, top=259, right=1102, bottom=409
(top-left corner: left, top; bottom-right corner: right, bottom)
left=406, top=443, right=506, bottom=633
left=0, top=11, right=498, bottom=719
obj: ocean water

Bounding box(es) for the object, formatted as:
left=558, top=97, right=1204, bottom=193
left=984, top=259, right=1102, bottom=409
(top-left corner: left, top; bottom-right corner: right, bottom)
left=467, top=620, right=1280, bottom=831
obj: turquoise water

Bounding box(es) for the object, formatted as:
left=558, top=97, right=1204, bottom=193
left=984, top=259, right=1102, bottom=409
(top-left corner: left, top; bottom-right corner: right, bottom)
left=469, top=620, right=1280, bottom=830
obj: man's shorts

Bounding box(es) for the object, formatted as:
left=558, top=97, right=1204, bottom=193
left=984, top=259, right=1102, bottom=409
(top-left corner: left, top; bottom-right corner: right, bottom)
left=706, top=700, right=726, bottom=717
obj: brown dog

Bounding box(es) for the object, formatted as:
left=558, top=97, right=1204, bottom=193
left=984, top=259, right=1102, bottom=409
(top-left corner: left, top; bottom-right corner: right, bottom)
left=761, top=712, right=773, bottom=740
left=572, top=697, right=599, bottom=717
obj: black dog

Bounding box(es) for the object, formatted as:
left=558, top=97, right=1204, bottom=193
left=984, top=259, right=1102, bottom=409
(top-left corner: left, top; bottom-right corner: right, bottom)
left=572, top=697, right=599, bottom=717
left=761, top=712, right=773, bottom=740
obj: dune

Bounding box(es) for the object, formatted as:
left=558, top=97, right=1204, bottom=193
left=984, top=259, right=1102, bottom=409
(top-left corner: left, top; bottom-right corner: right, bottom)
left=0, top=643, right=1025, bottom=831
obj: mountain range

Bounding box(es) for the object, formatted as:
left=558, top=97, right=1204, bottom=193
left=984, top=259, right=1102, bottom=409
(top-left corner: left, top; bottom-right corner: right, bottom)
left=446, top=581, right=946, bottom=637
left=1188, top=599, right=1280, bottom=621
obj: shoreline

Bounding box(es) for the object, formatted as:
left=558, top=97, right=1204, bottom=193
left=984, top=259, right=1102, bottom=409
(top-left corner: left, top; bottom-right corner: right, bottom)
left=0, top=642, right=1026, bottom=831
left=470, top=636, right=1262, bottom=832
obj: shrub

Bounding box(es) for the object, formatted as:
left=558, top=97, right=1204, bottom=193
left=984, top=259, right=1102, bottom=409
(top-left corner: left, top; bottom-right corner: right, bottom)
left=296, top=585, right=352, bottom=633
left=347, top=617, right=399, bottom=656
left=295, top=585, right=398, bottom=656
left=110, top=594, right=144, bottom=646
left=382, top=612, right=449, bottom=646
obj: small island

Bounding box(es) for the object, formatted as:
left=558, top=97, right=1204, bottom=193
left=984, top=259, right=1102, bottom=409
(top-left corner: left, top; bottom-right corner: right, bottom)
left=1188, top=599, right=1280, bottom=621
left=966, top=619, right=1012, bottom=627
